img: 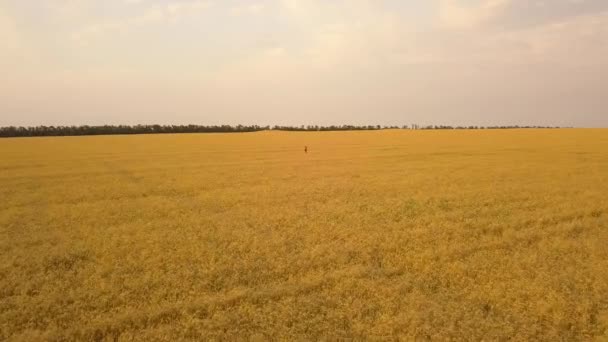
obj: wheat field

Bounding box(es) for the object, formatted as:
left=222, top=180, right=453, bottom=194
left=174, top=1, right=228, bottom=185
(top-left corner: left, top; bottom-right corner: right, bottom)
left=1, top=129, right=607, bottom=340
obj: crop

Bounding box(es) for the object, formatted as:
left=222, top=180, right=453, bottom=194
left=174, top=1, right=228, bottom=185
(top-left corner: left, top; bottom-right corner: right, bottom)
left=1, top=129, right=607, bottom=340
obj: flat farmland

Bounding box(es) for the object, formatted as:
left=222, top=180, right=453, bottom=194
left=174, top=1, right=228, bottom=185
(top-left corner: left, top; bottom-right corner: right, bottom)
left=1, top=129, right=607, bottom=340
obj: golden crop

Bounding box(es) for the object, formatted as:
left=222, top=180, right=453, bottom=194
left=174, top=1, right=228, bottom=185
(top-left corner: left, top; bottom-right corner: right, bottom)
left=1, top=129, right=607, bottom=340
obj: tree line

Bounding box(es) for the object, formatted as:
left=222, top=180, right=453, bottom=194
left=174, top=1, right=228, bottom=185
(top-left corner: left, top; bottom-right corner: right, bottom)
left=0, top=125, right=267, bottom=138
left=0, top=124, right=561, bottom=138
left=273, top=125, right=560, bottom=131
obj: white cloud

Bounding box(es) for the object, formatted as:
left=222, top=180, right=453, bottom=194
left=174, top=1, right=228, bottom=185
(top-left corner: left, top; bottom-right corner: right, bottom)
left=72, top=0, right=212, bottom=43
left=439, top=0, right=511, bottom=29
left=0, top=8, right=19, bottom=50
left=0, top=7, right=29, bottom=71
left=230, top=3, right=266, bottom=16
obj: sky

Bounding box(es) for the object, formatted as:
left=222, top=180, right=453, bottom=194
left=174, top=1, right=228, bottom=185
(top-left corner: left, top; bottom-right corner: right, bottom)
left=0, top=0, right=607, bottom=127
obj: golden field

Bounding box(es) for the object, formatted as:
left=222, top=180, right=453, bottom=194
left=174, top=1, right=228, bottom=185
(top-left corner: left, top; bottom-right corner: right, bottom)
left=1, top=129, right=607, bottom=341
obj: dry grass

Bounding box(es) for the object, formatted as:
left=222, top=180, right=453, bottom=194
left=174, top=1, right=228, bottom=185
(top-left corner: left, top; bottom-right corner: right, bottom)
left=1, top=129, right=607, bottom=341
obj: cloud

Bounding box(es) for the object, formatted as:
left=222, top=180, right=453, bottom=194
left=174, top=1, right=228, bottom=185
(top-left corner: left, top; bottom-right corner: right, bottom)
left=230, top=3, right=266, bottom=16
left=217, top=0, right=608, bottom=90
left=72, top=0, right=212, bottom=43
left=0, top=8, right=19, bottom=50
left=439, top=0, right=608, bottom=30
left=495, top=0, right=608, bottom=29
left=0, top=6, right=31, bottom=71
left=439, top=0, right=510, bottom=29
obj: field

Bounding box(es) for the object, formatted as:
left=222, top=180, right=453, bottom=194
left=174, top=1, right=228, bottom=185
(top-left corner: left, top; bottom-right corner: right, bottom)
left=1, top=129, right=607, bottom=340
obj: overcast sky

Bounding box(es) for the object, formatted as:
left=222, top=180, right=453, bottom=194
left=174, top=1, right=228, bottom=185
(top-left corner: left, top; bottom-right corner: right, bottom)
left=1, top=0, right=607, bottom=127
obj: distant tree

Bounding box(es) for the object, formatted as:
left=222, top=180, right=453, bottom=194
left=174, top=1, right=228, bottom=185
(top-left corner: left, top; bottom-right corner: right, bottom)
left=0, top=123, right=566, bottom=138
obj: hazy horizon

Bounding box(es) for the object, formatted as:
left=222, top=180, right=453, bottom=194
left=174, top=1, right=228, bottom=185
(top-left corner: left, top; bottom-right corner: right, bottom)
left=1, top=0, right=607, bottom=128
